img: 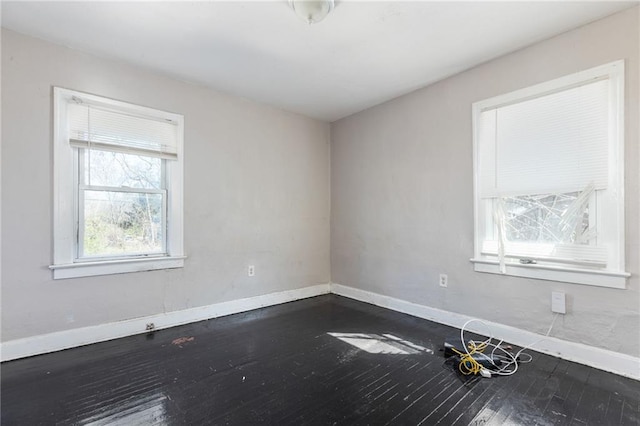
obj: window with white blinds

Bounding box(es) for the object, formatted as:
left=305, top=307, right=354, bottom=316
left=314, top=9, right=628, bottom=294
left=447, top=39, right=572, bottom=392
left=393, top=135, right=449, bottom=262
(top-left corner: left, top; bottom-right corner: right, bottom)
left=51, top=88, right=185, bottom=279
left=472, top=61, right=628, bottom=288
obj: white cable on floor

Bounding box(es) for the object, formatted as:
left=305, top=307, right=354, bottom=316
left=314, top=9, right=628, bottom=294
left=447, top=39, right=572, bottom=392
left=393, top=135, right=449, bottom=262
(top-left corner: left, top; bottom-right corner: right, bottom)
left=456, top=313, right=559, bottom=377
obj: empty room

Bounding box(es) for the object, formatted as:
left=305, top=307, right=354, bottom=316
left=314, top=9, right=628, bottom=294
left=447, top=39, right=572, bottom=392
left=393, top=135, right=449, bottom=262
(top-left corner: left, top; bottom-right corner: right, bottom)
left=1, top=1, right=639, bottom=424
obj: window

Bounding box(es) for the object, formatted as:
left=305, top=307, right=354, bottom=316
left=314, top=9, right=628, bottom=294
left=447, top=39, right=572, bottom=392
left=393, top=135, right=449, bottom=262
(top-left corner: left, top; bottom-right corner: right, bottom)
left=471, top=61, right=628, bottom=288
left=51, top=88, right=184, bottom=279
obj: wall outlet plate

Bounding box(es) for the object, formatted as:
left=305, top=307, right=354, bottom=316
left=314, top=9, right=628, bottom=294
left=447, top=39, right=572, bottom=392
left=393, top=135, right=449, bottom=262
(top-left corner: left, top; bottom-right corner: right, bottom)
left=551, top=291, right=566, bottom=314
left=439, top=274, right=448, bottom=287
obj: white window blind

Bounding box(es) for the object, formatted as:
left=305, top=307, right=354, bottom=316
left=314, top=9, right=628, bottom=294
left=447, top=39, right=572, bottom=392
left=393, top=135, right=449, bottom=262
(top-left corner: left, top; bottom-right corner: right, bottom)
left=480, top=241, right=608, bottom=267
left=67, top=101, right=179, bottom=160
left=478, top=79, right=609, bottom=198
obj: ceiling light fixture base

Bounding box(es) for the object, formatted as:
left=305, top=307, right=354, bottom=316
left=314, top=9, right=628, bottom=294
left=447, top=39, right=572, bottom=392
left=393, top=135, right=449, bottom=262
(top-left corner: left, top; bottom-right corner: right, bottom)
left=289, top=0, right=335, bottom=25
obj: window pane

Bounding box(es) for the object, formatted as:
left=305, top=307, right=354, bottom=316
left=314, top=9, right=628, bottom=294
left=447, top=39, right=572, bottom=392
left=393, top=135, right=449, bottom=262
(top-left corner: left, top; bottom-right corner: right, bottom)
left=501, top=192, right=589, bottom=244
left=83, top=149, right=162, bottom=189
left=82, top=190, right=164, bottom=257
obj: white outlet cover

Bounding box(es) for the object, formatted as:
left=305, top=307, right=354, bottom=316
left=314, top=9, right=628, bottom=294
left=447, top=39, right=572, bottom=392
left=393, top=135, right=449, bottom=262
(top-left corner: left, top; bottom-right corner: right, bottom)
left=551, top=291, right=566, bottom=314
left=439, top=274, right=448, bottom=287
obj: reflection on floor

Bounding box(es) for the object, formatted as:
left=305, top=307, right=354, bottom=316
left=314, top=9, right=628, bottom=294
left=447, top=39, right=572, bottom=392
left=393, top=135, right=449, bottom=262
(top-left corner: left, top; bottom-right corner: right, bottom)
left=327, top=332, right=433, bottom=355
left=2, top=295, right=639, bottom=425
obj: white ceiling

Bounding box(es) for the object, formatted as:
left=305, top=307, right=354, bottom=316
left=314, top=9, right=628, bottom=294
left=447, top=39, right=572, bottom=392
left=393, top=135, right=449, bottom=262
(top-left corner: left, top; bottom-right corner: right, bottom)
left=1, top=1, right=636, bottom=122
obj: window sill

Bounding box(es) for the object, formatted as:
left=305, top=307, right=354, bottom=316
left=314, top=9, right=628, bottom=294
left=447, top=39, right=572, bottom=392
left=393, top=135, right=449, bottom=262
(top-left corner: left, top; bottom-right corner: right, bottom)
left=470, top=258, right=629, bottom=289
left=50, top=256, right=186, bottom=279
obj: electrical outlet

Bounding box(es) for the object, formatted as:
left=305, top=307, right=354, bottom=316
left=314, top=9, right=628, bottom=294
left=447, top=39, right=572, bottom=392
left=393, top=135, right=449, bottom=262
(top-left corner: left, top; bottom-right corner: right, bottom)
left=146, top=323, right=155, bottom=332
left=248, top=265, right=255, bottom=277
left=439, top=274, right=448, bottom=287
left=551, top=292, right=566, bottom=314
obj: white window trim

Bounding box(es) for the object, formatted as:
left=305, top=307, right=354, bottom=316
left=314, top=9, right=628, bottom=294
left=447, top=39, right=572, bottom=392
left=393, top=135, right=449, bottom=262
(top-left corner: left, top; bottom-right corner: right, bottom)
left=471, top=60, right=628, bottom=289
left=51, top=87, right=185, bottom=279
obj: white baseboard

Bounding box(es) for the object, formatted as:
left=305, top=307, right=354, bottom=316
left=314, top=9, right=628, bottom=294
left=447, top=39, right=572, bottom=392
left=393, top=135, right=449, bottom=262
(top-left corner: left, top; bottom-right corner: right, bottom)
left=331, top=283, right=640, bottom=381
left=4, top=282, right=638, bottom=381
left=1, top=284, right=330, bottom=362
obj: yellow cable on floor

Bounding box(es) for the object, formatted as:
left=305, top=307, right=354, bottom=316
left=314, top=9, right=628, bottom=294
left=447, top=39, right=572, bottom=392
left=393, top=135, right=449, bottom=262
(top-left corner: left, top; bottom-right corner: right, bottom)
left=452, top=341, right=487, bottom=375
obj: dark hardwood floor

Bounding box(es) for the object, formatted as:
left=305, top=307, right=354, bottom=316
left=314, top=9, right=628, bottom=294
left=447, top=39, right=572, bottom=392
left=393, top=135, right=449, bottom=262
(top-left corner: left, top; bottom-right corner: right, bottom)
left=2, top=295, right=639, bottom=425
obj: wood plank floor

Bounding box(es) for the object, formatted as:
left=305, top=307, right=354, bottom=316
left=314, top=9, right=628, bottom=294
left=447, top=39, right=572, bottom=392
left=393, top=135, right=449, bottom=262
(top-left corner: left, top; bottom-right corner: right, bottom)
left=2, top=295, right=639, bottom=425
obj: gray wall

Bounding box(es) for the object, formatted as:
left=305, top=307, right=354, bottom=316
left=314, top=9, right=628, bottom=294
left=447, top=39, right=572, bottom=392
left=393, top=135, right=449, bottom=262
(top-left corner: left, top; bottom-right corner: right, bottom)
left=331, top=7, right=640, bottom=357
left=1, top=29, right=331, bottom=341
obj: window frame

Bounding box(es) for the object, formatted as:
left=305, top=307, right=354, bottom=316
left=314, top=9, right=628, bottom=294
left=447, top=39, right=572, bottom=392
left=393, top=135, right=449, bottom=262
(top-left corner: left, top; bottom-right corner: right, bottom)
left=76, top=149, right=168, bottom=260
left=471, top=61, right=628, bottom=289
left=51, top=87, right=185, bottom=279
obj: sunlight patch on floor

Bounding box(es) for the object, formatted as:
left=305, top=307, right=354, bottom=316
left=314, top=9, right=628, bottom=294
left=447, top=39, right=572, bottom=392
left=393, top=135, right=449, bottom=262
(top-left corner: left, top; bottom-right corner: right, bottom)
left=328, top=332, right=434, bottom=355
